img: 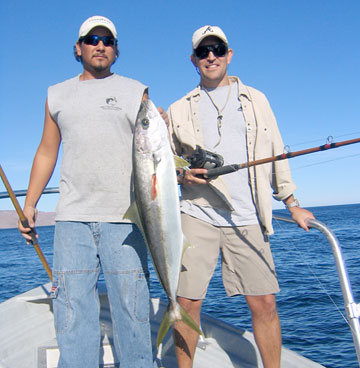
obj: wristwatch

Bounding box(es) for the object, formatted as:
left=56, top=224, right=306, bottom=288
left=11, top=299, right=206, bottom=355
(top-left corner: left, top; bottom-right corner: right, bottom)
left=286, top=198, right=300, bottom=209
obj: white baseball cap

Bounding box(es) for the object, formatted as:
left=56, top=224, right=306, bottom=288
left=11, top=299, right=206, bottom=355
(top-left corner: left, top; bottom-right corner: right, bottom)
left=192, top=25, right=228, bottom=50
left=78, top=15, right=117, bottom=39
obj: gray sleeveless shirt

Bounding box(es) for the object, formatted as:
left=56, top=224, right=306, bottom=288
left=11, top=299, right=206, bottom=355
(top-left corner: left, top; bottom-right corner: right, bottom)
left=48, top=74, right=146, bottom=222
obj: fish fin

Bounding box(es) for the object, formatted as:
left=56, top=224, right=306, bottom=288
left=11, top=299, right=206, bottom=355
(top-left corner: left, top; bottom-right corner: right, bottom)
left=123, top=202, right=147, bottom=243
left=123, top=201, right=140, bottom=225
left=181, top=236, right=193, bottom=259
left=157, top=309, right=172, bottom=348
left=156, top=302, right=204, bottom=348
left=174, top=155, right=190, bottom=169
left=183, top=236, right=193, bottom=251
left=151, top=174, right=157, bottom=200
left=179, top=305, right=204, bottom=337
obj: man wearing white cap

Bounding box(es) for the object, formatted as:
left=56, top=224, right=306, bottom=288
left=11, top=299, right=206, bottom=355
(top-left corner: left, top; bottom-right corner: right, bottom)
left=19, top=15, right=158, bottom=368
left=167, top=25, right=314, bottom=368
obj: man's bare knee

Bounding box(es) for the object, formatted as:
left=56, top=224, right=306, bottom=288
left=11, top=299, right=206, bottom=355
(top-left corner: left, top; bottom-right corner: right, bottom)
left=246, top=294, right=278, bottom=319
left=177, top=297, right=203, bottom=315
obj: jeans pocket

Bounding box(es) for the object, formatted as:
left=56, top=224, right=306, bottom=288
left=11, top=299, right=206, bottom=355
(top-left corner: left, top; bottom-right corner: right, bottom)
left=135, top=271, right=150, bottom=323
left=52, top=273, right=70, bottom=334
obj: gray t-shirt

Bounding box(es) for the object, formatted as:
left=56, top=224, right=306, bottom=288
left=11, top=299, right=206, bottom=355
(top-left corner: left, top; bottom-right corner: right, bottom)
left=48, top=73, right=146, bottom=222
left=181, top=81, right=258, bottom=226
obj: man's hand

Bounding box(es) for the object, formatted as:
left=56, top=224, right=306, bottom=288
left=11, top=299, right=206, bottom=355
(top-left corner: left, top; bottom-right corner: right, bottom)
left=178, top=168, right=208, bottom=185
left=289, top=207, right=315, bottom=231
left=18, top=206, right=38, bottom=244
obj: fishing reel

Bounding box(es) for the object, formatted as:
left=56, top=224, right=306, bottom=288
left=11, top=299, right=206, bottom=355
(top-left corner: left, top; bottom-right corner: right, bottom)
left=187, top=145, right=224, bottom=179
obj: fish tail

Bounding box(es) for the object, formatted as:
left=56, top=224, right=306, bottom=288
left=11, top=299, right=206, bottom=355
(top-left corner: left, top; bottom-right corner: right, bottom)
left=157, top=309, right=172, bottom=348
left=179, top=304, right=204, bottom=337
left=156, top=302, right=204, bottom=348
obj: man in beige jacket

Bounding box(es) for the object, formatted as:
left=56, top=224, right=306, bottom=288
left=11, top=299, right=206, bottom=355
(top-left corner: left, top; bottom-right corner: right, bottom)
left=167, top=25, right=314, bottom=368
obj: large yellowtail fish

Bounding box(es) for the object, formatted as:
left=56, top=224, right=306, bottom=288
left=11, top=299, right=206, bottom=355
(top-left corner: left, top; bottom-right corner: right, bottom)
left=124, top=99, right=202, bottom=347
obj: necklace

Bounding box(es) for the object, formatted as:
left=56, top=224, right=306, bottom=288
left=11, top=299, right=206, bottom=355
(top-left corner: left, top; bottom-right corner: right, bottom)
left=203, top=83, right=232, bottom=147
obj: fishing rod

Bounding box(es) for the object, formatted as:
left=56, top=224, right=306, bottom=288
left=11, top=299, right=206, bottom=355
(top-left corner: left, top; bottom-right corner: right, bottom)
left=205, top=137, right=360, bottom=178
left=0, top=164, right=53, bottom=281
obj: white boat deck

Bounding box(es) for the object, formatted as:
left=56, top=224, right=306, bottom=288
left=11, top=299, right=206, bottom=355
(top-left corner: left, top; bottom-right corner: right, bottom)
left=0, top=282, right=324, bottom=368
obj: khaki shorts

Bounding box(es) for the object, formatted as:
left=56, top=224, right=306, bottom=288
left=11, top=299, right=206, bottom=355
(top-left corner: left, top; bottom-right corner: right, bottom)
left=177, top=213, right=280, bottom=299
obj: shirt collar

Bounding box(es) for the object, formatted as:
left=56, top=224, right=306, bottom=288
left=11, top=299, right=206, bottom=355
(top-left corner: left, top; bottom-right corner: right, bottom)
left=187, top=76, right=252, bottom=101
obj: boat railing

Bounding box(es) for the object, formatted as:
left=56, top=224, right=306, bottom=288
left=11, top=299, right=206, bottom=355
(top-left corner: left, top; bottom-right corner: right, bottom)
left=0, top=187, right=59, bottom=199
left=273, top=213, right=360, bottom=367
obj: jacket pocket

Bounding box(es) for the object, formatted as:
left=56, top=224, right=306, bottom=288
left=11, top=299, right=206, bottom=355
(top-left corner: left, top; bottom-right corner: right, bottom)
left=174, top=120, right=198, bottom=150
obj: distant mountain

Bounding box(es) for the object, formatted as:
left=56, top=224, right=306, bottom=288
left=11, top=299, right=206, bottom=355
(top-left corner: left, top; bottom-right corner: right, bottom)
left=0, top=210, right=55, bottom=229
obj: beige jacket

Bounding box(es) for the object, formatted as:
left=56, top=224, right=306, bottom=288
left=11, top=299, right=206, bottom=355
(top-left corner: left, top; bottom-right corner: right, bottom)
left=168, top=76, right=296, bottom=235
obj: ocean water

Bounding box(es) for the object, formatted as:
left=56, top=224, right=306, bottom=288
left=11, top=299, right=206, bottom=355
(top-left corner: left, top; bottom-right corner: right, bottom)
left=0, top=203, right=359, bottom=367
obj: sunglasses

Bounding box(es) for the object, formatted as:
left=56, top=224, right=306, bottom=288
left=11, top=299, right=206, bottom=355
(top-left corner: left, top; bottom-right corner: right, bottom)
left=194, top=43, right=228, bottom=59
left=80, top=35, right=117, bottom=47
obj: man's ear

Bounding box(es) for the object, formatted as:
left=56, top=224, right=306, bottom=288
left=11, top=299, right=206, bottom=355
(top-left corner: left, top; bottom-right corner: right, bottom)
left=190, top=54, right=198, bottom=67
left=226, top=48, right=234, bottom=65
left=75, top=41, right=82, bottom=59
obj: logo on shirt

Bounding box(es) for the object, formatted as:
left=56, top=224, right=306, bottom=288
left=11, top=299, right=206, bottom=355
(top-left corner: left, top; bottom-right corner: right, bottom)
left=101, top=96, right=122, bottom=111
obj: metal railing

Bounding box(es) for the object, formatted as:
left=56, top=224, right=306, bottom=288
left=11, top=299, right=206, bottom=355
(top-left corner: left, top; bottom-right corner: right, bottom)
left=0, top=187, right=59, bottom=199
left=273, top=213, right=360, bottom=367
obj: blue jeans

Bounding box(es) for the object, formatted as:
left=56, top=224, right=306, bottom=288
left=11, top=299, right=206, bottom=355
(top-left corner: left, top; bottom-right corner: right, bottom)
left=52, top=222, right=153, bottom=368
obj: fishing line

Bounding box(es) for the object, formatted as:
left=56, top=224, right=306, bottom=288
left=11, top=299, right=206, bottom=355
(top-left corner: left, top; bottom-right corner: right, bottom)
left=194, top=213, right=356, bottom=340
left=242, top=152, right=360, bottom=177
left=272, top=217, right=355, bottom=332
left=191, top=194, right=357, bottom=333
left=289, top=153, right=360, bottom=172
left=203, top=137, right=360, bottom=179
left=285, top=132, right=360, bottom=149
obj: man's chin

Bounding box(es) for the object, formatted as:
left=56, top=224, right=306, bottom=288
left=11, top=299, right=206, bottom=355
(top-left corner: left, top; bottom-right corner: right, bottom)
left=93, top=66, right=107, bottom=73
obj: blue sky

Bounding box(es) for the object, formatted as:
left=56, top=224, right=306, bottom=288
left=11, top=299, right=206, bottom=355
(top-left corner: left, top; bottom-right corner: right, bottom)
left=1, top=0, right=359, bottom=211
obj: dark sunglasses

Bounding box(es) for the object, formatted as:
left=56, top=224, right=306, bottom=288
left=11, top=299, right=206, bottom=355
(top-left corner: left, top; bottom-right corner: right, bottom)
left=80, top=35, right=117, bottom=47
left=194, top=43, right=228, bottom=59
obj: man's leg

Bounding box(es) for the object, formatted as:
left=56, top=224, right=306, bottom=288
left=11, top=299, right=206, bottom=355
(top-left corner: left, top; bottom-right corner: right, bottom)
left=174, top=214, right=220, bottom=368
left=221, top=224, right=281, bottom=367
left=173, top=297, right=203, bottom=368
left=245, top=294, right=281, bottom=368
left=52, top=222, right=101, bottom=368
left=99, top=223, right=153, bottom=368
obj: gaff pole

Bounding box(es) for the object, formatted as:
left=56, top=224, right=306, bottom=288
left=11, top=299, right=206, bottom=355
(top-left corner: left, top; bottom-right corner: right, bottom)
left=206, top=137, right=360, bottom=178
left=0, top=164, right=52, bottom=281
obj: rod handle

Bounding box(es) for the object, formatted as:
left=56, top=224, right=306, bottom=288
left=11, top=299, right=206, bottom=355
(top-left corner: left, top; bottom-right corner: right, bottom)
left=205, top=165, right=240, bottom=178
left=20, top=217, right=53, bottom=280
left=20, top=217, right=38, bottom=246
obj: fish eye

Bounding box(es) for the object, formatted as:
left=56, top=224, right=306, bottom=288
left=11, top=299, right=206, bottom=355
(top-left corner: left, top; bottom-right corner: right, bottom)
left=142, top=118, right=150, bottom=129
